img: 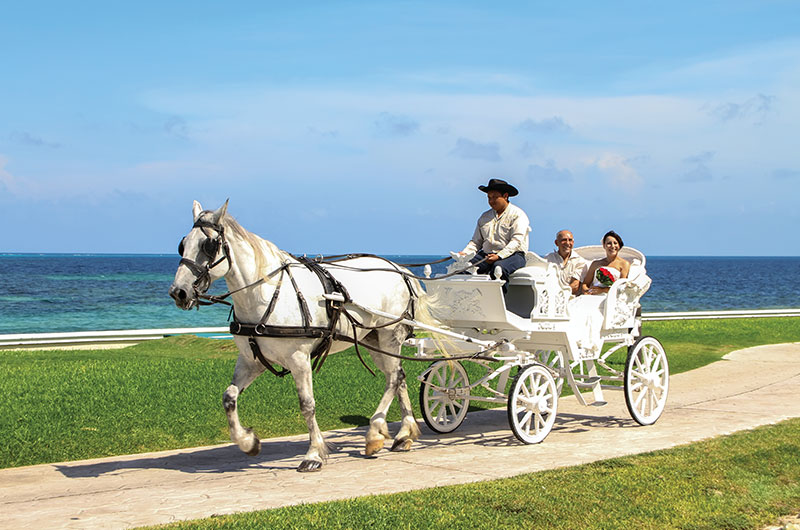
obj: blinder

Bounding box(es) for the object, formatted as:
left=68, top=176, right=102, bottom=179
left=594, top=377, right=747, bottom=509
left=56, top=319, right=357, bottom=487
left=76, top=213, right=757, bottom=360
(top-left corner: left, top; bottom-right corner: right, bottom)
left=177, top=234, right=221, bottom=258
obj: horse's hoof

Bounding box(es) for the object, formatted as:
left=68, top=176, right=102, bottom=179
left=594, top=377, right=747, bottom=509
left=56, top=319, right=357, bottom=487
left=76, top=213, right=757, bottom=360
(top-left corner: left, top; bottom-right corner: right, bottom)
left=297, top=459, right=322, bottom=472
left=390, top=437, right=413, bottom=452
left=365, top=439, right=384, bottom=457
left=245, top=438, right=261, bottom=456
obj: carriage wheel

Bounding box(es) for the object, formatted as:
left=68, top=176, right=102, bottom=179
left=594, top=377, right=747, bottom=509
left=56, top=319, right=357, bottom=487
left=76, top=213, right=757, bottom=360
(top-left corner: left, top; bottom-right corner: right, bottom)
left=624, top=336, right=669, bottom=425
left=536, top=350, right=565, bottom=395
left=419, top=360, right=470, bottom=433
left=507, top=364, right=558, bottom=444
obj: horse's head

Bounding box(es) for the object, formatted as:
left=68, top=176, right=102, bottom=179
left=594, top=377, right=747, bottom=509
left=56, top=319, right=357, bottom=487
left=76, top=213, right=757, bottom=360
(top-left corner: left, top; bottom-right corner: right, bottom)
left=169, top=200, right=232, bottom=310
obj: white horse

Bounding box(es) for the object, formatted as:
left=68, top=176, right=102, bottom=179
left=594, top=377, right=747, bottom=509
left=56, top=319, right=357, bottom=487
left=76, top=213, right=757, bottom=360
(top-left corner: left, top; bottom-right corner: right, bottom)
left=169, top=200, right=436, bottom=472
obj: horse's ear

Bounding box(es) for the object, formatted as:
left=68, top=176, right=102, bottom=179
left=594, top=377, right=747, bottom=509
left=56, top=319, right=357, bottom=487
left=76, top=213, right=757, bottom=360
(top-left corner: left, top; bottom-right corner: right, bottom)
left=192, top=200, right=203, bottom=222
left=211, top=199, right=229, bottom=223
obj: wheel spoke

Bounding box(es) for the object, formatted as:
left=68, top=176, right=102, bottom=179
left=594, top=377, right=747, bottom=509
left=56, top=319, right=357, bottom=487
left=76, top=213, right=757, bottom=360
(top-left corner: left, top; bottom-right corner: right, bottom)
left=521, top=378, right=533, bottom=399
left=447, top=402, right=457, bottom=419
left=434, top=402, right=446, bottom=424
left=651, top=354, right=662, bottom=374
left=634, top=387, right=647, bottom=408
left=535, top=413, right=545, bottom=433
left=520, top=410, right=533, bottom=432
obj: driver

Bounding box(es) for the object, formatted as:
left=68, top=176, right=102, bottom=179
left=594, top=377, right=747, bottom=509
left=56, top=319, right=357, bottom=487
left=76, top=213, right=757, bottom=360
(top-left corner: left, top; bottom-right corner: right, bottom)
left=460, top=178, right=530, bottom=285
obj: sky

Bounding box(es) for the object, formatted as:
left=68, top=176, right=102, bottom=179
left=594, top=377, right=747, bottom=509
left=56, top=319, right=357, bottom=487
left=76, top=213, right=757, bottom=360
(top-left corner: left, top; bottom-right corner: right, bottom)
left=2, top=1, right=799, bottom=256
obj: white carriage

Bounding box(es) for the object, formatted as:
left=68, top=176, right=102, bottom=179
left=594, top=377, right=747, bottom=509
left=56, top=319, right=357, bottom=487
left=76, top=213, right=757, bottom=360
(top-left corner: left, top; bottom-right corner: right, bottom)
left=408, top=246, right=669, bottom=444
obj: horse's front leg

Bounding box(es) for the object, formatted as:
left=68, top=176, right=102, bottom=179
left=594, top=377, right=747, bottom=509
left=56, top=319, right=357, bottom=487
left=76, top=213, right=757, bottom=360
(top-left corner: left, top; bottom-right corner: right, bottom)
left=289, top=357, right=328, bottom=472
left=223, top=345, right=266, bottom=456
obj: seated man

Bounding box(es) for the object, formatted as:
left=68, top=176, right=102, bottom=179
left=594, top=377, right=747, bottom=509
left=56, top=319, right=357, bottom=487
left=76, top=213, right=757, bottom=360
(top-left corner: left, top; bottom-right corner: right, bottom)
left=545, top=229, right=588, bottom=296
left=460, top=179, right=530, bottom=287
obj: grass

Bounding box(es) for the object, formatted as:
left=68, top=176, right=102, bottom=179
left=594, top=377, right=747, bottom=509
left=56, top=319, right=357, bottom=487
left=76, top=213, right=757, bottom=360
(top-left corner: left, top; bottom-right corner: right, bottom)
left=149, top=418, right=800, bottom=530
left=1, top=317, right=799, bottom=468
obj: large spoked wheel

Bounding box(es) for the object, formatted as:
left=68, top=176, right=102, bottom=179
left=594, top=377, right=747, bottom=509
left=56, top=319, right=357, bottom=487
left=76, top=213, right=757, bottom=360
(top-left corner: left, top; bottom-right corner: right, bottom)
left=624, top=336, right=669, bottom=425
left=536, top=349, right=565, bottom=395
left=507, top=364, right=558, bottom=444
left=419, top=360, right=471, bottom=433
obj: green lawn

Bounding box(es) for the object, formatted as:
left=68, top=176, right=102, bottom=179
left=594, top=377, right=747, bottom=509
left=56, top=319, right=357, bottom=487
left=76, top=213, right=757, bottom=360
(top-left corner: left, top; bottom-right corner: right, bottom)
left=1, top=317, right=799, bottom=469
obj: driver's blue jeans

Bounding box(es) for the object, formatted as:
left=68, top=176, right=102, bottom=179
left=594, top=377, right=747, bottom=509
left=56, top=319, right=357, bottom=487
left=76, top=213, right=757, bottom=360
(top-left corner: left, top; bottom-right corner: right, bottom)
left=470, top=250, right=526, bottom=287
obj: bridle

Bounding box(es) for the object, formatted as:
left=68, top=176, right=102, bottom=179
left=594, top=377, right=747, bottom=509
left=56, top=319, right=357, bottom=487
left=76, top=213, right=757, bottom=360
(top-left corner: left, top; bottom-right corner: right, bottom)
left=177, top=219, right=232, bottom=300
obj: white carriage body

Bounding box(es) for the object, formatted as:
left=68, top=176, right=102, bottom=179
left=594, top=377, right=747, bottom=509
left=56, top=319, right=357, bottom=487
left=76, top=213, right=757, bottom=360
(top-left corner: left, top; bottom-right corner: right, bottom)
left=423, top=246, right=652, bottom=365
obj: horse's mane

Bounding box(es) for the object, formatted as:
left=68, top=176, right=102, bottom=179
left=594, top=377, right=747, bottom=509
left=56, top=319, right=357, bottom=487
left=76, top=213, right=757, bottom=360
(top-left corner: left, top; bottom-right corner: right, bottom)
left=218, top=213, right=286, bottom=284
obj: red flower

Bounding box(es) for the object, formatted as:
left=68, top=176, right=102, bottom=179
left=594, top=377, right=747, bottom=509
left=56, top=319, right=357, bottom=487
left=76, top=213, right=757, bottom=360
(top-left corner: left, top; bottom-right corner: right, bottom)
left=596, top=267, right=616, bottom=287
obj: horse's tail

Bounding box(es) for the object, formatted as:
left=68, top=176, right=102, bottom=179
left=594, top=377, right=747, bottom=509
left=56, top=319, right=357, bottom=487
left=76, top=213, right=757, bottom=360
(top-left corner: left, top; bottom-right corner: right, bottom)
left=408, top=278, right=461, bottom=357
left=405, top=277, right=437, bottom=326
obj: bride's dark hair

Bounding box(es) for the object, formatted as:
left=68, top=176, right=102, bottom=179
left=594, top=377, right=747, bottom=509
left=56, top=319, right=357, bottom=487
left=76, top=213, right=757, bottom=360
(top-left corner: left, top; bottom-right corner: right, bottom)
left=603, top=230, right=624, bottom=248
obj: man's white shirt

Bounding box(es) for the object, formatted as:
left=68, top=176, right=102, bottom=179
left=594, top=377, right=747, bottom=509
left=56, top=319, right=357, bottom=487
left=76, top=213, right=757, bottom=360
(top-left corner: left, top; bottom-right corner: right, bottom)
left=462, top=203, right=530, bottom=259
left=545, top=250, right=588, bottom=288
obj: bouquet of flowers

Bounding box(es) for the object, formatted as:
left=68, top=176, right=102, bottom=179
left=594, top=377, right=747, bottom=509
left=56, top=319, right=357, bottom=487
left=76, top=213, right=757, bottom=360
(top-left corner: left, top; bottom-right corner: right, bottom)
left=596, top=267, right=616, bottom=287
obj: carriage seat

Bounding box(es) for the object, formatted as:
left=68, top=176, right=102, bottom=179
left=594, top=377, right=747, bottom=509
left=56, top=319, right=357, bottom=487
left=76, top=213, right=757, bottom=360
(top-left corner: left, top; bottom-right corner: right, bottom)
left=507, top=251, right=549, bottom=285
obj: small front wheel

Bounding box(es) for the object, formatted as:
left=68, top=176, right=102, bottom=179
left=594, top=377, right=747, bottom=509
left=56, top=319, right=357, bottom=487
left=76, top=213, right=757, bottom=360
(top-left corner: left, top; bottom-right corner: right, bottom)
left=419, top=360, right=470, bottom=433
left=624, top=336, right=669, bottom=425
left=507, top=364, right=558, bottom=444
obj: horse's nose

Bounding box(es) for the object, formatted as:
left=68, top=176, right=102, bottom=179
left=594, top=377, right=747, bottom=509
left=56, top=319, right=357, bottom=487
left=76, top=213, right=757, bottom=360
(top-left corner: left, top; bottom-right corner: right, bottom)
left=169, top=285, right=188, bottom=304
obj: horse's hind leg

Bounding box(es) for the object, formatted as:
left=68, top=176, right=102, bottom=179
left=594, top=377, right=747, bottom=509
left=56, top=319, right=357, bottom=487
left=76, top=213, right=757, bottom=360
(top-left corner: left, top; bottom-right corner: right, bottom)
left=224, top=348, right=266, bottom=456
left=363, top=327, right=421, bottom=456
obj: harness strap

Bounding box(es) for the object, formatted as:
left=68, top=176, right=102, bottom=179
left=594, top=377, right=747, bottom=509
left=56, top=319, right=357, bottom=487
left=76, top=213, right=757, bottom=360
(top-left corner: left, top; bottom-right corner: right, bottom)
left=258, top=269, right=284, bottom=324
left=179, top=258, right=207, bottom=278
left=231, top=322, right=330, bottom=337
left=248, top=337, right=290, bottom=377
left=284, top=265, right=312, bottom=328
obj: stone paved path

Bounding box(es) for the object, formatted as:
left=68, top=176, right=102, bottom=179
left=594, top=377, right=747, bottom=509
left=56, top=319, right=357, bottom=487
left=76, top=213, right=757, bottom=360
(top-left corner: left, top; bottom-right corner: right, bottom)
left=2, top=343, right=799, bottom=529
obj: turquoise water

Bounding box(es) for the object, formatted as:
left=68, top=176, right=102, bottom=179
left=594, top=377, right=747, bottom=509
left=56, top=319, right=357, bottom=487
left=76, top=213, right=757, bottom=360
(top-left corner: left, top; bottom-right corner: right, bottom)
left=0, top=254, right=798, bottom=334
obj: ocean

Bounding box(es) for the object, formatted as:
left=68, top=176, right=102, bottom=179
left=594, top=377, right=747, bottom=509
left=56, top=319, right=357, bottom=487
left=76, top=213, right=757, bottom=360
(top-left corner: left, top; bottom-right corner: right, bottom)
left=0, top=254, right=798, bottom=335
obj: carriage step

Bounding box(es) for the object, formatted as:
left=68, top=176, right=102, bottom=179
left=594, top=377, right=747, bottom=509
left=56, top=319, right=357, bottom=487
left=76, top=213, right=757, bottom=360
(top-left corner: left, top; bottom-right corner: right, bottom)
left=575, top=376, right=601, bottom=385
left=589, top=401, right=608, bottom=407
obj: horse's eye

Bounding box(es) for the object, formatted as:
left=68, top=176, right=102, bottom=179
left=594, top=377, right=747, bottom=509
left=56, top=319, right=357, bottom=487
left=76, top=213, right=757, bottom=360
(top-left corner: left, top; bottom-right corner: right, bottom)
left=203, top=238, right=220, bottom=257
left=178, top=237, right=186, bottom=256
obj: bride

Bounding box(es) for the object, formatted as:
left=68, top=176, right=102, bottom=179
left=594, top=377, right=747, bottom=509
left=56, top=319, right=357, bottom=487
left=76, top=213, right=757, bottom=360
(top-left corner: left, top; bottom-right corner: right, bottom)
left=582, top=230, right=631, bottom=295
left=567, top=230, right=630, bottom=355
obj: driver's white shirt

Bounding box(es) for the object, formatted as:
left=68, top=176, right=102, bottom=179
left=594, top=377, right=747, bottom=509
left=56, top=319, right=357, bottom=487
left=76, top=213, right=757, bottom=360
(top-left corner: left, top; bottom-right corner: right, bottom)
left=545, top=250, right=588, bottom=287
left=461, top=203, right=530, bottom=259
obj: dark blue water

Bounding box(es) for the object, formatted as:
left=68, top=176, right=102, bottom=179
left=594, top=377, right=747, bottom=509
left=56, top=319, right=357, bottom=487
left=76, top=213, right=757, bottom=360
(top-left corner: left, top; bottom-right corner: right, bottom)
left=0, top=254, right=798, bottom=334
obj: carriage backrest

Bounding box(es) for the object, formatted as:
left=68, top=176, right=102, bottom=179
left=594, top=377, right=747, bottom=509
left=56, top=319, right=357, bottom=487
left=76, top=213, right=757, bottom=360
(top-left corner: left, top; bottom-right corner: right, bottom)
left=573, top=245, right=646, bottom=280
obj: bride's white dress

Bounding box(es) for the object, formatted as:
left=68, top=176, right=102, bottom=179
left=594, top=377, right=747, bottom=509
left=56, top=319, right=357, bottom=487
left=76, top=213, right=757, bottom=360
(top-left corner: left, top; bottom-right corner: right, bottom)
left=567, top=266, right=621, bottom=355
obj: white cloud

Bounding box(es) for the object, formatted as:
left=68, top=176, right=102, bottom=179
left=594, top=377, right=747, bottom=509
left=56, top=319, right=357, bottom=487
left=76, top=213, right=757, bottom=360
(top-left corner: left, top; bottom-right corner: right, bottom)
left=9, top=131, right=61, bottom=149
left=0, top=155, right=14, bottom=192
left=373, top=112, right=420, bottom=137
left=516, top=116, right=572, bottom=135
left=526, top=160, right=572, bottom=182
left=707, top=93, right=776, bottom=123
left=450, top=137, right=501, bottom=162
left=590, top=153, right=643, bottom=189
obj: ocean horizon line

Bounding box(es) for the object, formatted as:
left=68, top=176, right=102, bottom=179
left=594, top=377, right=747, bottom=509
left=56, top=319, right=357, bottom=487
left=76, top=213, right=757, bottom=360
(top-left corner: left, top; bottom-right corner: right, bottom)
left=3, top=252, right=800, bottom=259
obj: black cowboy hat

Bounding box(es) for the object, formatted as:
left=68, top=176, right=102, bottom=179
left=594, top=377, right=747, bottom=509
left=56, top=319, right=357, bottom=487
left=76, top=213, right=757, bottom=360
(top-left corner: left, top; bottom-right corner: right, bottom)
left=478, top=178, right=518, bottom=197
